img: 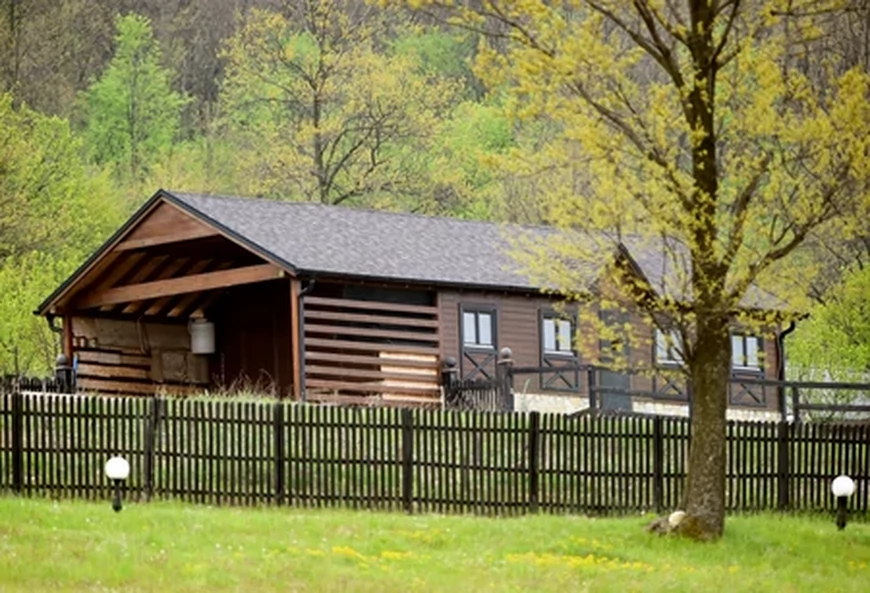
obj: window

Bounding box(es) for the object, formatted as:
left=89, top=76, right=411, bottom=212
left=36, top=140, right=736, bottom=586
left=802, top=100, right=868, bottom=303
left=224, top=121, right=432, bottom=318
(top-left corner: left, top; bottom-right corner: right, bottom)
left=462, top=309, right=495, bottom=349
left=732, top=334, right=761, bottom=370
left=655, top=329, right=683, bottom=365
left=542, top=315, right=574, bottom=355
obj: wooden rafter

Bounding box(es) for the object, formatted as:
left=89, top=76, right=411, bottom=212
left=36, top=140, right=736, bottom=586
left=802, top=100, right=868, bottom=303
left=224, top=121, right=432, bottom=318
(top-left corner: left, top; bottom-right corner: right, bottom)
left=189, top=289, right=229, bottom=319
left=144, top=258, right=214, bottom=317
left=120, top=257, right=191, bottom=315
left=165, top=261, right=235, bottom=317
left=86, top=252, right=147, bottom=296
left=99, top=255, right=170, bottom=312
left=78, top=264, right=285, bottom=309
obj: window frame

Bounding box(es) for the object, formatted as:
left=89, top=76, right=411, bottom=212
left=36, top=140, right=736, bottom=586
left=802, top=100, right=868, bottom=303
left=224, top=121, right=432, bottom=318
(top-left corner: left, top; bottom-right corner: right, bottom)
left=460, top=305, right=497, bottom=351
left=654, top=328, right=684, bottom=367
left=540, top=311, right=576, bottom=358
left=731, top=333, right=763, bottom=372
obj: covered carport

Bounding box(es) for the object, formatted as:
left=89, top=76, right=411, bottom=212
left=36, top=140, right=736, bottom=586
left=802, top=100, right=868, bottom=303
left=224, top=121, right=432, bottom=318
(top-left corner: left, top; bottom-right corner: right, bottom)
left=36, top=194, right=299, bottom=397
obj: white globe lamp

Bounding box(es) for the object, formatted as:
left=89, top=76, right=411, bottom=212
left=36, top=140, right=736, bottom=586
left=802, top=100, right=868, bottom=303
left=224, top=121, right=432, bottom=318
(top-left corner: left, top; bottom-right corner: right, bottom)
left=831, top=475, right=855, bottom=530
left=105, top=456, right=130, bottom=512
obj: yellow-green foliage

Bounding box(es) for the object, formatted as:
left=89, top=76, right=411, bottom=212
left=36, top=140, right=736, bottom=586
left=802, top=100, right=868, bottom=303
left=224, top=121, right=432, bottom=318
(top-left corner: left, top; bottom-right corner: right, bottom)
left=404, top=0, right=870, bottom=359
left=78, top=13, right=189, bottom=182
left=218, top=4, right=462, bottom=207
left=0, top=94, right=122, bottom=374
left=400, top=1, right=870, bottom=538
left=789, top=264, right=870, bottom=377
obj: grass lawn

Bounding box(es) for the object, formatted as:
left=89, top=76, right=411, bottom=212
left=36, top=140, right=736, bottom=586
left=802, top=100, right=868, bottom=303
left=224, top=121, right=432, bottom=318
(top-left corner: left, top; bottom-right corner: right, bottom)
left=0, top=497, right=867, bottom=592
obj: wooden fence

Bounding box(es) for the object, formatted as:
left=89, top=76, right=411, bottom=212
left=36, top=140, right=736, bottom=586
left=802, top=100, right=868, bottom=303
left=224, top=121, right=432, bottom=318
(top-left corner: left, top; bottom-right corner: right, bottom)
left=0, top=391, right=867, bottom=516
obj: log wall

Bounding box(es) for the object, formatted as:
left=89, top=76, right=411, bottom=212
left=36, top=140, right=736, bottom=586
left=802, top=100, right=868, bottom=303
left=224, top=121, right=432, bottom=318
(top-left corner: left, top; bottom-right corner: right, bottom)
left=71, top=317, right=208, bottom=396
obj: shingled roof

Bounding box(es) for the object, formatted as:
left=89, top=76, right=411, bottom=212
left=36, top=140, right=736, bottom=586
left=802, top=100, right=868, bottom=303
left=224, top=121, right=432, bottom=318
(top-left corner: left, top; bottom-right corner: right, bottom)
left=167, top=190, right=596, bottom=292
left=37, top=189, right=782, bottom=314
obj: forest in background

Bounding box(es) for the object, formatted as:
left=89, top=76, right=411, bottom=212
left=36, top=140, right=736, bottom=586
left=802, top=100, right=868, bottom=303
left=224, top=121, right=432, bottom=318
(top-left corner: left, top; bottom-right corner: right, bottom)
left=1, top=0, right=868, bottom=379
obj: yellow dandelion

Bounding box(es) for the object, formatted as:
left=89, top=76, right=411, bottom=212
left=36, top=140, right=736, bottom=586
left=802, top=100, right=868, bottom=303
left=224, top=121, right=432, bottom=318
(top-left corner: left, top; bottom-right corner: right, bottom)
left=331, top=545, right=365, bottom=560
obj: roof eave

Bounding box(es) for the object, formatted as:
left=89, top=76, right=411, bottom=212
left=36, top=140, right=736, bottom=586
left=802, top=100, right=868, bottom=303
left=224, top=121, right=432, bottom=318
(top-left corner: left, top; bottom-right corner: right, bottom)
left=34, top=190, right=168, bottom=316
left=35, top=189, right=307, bottom=318
left=293, top=269, right=552, bottom=296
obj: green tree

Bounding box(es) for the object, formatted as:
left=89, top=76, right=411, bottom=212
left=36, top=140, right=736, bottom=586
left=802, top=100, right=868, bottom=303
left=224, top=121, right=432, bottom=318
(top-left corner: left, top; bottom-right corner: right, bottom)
left=219, top=2, right=459, bottom=206
left=789, top=265, right=870, bottom=377
left=0, top=93, right=120, bottom=374
left=406, top=1, right=870, bottom=539
left=80, top=13, right=187, bottom=180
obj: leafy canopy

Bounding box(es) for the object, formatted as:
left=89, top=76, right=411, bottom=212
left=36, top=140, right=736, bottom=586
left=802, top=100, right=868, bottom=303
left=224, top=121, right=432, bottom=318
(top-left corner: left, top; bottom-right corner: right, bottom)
left=79, top=13, right=187, bottom=180
left=219, top=5, right=460, bottom=207
left=0, top=93, right=120, bottom=373
left=401, top=0, right=870, bottom=540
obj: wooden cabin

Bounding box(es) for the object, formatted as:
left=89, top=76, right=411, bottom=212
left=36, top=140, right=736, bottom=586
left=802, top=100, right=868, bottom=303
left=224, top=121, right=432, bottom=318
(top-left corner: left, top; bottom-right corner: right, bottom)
left=36, top=189, right=786, bottom=416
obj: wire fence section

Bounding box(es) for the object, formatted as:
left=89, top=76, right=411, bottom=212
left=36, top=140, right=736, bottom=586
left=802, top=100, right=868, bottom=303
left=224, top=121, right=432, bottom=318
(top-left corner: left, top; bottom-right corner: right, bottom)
left=1, top=391, right=867, bottom=516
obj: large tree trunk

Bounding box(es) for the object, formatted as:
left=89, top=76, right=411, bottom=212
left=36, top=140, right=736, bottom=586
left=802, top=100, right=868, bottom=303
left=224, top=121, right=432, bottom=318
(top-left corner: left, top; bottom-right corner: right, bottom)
left=679, top=314, right=731, bottom=540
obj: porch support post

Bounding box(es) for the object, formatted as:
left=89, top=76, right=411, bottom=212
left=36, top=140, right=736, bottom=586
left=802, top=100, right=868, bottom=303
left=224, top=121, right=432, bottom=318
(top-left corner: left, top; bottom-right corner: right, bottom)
left=62, top=314, right=74, bottom=361
left=290, top=278, right=302, bottom=400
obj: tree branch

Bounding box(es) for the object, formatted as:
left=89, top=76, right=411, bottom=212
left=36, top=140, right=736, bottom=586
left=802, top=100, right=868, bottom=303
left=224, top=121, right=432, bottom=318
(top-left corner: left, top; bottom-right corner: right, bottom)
left=721, top=153, right=771, bottom=268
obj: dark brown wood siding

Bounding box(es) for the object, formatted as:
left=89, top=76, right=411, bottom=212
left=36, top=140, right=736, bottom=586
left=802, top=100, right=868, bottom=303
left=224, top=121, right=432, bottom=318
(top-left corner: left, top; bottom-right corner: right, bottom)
left=441, top=290, right=541, bottom=371
left=438, top=290, right=593, bottom=385
left=210, top=279, right=292, bottom=396
left=438, top=287, right=782, bottom=412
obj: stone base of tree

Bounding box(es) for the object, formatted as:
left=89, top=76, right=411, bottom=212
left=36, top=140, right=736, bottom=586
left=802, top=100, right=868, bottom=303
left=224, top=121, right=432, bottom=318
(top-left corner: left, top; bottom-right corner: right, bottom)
left=645, top=510, right=686, bottom=536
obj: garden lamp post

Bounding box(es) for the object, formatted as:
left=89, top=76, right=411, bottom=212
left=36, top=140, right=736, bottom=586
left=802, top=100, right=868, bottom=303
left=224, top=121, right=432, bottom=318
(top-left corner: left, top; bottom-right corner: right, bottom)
left=105, top=456, right=130, bottom=512
left=831, top=475, right=855, bottom=530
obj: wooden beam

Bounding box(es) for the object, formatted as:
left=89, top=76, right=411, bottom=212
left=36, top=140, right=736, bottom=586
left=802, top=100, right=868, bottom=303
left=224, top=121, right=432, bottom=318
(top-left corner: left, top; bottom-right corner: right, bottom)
left=79, top=264, right=285, bottom=309
left=290, top=278, right=302, bottom=400
left=121, top=257, right=190, bottom=315
left=304, top=309, right=440, bottom=328
left=144, top=258, right=214, bottom=317
left=304, top=338, right=439, bottom=356
left=304, top=296, right=437, bottom=316
left=304, top=351, right=440, bottom=369
left=189, top=291, right=223, bottom=319
left=76, top=350, right=151, bottom=367
left=62, top=314, right=74, bottom=361
left=77, top=378, right=203, bottom=396
left=166, top=261, right=234, bottom=317
left=306, top=365, right=436, bottom=382
left=100, top=255, right=170, bottom=312
left=304, top=323, right=436, bottom=342
left=114, top=226, right=218, bottom=251
left=77, top=363, right=150, bottom=380
left=305, top=379, right=440, bottom=396
left=116, top=255, right=169, bottom=286
left=84, top=252, right=147, bottom=297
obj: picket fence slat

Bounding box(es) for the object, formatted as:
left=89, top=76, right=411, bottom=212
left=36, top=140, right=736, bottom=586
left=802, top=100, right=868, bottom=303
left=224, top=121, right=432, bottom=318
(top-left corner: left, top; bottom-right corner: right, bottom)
left=0, top=390, right=867, bottom=517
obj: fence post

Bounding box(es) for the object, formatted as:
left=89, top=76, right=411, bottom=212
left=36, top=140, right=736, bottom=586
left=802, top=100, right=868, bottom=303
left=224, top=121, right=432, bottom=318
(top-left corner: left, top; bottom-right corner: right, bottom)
left=274, top=402, right=286, bottom=506
left=401, top=409, right=413, bottom=514
left=441, top=357, right=459, bottom=407
left=528, top=411, right=540, bottom=513
left=790, top=386, right=800, bottom=423
left=587, top=367, right=597, bottom=412
left=54, top=354, right=75, bottom=394
left=496, top=347, right=514, bottom=412
left=653, top=416, right=664, bottom=514
left=776, top=421, right=790, bottom=511
left=142, top=396, right=163, bottom=501
left=11, top=391, right=23, bottom=493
